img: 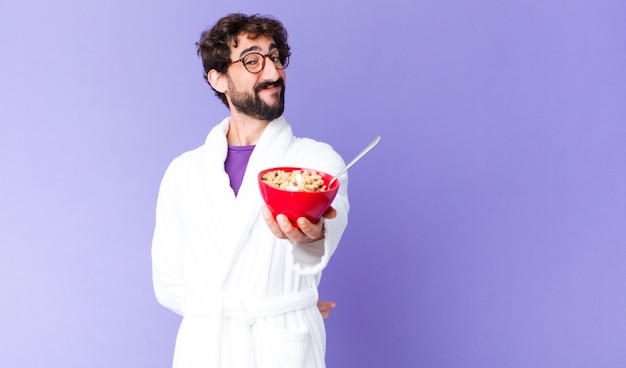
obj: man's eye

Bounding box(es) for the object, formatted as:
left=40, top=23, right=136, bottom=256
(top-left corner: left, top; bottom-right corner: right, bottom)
left=244, top=58, right=259, bottom=66
left=269, top=55, right=281, bottom=63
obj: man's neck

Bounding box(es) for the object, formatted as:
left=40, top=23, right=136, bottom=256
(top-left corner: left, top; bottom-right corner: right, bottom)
left=227, top=112, right=269, bottom=146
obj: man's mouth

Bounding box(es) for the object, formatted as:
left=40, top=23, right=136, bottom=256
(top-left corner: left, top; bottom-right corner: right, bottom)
left=256, top=79, right=284, bottom=92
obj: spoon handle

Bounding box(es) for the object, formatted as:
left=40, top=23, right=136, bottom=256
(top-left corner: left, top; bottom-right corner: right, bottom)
left=329, top=135, right=381, bottom=187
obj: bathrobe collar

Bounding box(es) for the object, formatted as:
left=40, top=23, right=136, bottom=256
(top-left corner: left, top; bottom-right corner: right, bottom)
left=201, top=116, right=294, bottom=279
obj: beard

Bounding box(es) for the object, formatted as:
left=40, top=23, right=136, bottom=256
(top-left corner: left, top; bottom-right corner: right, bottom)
left=228, top=78, right=285, bottom=121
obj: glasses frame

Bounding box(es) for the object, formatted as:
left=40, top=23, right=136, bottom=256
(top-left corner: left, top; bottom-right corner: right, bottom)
left=229, top=50, right=291, bottom=74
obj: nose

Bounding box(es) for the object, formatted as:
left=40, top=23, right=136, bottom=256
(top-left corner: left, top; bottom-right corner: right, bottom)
left=259, top=56, right=281, bottom=80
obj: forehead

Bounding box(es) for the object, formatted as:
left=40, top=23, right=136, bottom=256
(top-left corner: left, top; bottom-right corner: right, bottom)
left=231, top=33, right=277, bottom=57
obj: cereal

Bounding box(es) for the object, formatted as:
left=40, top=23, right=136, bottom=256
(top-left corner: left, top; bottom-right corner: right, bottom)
left=261, top=169, right=327, bottom=192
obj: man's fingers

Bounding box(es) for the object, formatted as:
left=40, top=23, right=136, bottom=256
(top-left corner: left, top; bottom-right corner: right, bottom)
left=297, top=217, right=324, bottom=242
left=322, top=206, right=337, bottom=219
left=262, top=206, right=287, bottom=239
left=317, top=301, right=336, bottom=319
left=277, top=214, right=308, bottom=242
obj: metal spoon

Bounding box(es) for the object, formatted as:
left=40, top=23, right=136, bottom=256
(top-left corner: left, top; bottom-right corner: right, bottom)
left=329, top=135, right=381, bottom=187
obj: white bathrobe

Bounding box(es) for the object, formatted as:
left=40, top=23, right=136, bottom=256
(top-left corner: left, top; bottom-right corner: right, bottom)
left=152, top=116, right=349, bottom=368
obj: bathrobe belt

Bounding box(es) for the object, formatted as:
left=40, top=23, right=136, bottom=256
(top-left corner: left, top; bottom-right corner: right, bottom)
left=184, top=288, right=318, bottom=322
left=181, top=288, right=318, bottom=366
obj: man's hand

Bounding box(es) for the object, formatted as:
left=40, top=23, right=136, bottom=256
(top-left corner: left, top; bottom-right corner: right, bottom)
left=262, top=205, right=336, bottom=243
left=317, top=301, right=336, bottom=319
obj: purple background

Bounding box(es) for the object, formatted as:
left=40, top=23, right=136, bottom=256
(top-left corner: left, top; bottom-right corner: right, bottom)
left=1, top=0, right=625, bottom=367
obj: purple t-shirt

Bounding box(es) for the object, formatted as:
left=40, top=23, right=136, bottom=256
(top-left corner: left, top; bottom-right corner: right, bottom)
left=224, top=144, right=255, bottom=196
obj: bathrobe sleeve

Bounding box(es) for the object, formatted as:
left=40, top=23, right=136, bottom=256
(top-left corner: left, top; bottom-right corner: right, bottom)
left=151, top=158, right=186, bottom=316
left=286, top=139, right=350, bottom=276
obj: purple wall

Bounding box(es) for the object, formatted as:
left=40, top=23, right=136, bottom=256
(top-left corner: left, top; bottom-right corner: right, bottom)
left=1, top=0, right=625, bottom=367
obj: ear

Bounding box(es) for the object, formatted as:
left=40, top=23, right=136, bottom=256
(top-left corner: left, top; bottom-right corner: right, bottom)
left=207, top=69, right=227, bottom=93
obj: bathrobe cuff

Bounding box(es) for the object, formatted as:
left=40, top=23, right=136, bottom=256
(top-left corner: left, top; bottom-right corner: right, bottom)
left=291, top=237, right=326, bottom=269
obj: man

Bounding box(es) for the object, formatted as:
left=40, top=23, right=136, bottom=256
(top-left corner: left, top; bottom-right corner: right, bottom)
left=152, top=13, right=349, bottom=368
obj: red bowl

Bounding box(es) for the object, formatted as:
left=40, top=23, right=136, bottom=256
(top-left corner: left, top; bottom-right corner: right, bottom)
left=258, top=167, right=340, bottom=227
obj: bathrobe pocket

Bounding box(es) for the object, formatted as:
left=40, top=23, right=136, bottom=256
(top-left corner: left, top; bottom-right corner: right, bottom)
left=253, top=319, right=312, bottom=368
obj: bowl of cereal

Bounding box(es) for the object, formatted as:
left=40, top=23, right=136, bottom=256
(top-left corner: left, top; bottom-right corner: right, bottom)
left=258, top=167, right=340, bottom=226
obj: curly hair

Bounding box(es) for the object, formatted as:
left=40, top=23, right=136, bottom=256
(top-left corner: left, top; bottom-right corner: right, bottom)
left=196, top=13, right=291, bottom=107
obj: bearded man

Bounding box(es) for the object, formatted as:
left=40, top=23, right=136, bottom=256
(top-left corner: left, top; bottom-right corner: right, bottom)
left=151, top=13, right=349, bottom=368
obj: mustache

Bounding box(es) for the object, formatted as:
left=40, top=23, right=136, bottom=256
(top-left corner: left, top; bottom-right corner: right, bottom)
left=255, top=78, right=284, bottom=92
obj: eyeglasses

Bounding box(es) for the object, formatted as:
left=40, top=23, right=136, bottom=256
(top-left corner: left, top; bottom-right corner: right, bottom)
left=229, top=50, right=290, bottom=73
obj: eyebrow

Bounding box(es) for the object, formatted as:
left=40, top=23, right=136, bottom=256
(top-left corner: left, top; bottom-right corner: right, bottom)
left=238, top=43, right=279, bottom=58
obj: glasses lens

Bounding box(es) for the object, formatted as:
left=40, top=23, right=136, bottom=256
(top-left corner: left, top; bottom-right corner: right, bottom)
left=279, top=53, right=290, bottom=69
left=266, top=50, right=286, bottom=70
left=242, top=53, right=264, bottom=73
